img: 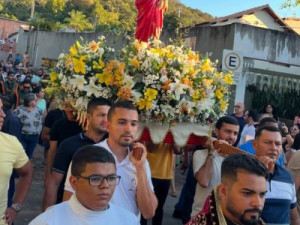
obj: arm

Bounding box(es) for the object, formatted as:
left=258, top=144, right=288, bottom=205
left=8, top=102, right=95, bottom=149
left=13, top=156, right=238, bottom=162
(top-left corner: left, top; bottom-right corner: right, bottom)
left=41, top=126, right=51, bottom=143
left=42, top=171, right=64, bottom=211
left=290, top=207, right=300, bottom=225
left=193, top=138, right=217, bottom=188
left=130, top=142, right=158, bottom=219
left=4, top=161, right=33, bottom=225
left=45, top=140, right=57, bottom=179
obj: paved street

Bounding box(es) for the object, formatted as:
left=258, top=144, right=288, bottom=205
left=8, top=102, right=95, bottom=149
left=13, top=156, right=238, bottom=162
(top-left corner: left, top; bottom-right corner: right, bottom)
left=15, top=145, right=185, bottom=225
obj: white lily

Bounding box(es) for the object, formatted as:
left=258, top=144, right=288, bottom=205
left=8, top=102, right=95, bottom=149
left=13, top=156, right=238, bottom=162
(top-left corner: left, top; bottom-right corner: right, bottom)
left=84, top=78, right=100, bottom=97
left=69, top=75, right=86, bottom=91
left=169, top=82, right=189, bottom=100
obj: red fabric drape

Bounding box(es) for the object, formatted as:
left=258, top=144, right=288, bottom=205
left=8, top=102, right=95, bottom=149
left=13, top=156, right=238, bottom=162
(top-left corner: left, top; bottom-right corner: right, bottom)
left=135, top=0, right=167, bottom=42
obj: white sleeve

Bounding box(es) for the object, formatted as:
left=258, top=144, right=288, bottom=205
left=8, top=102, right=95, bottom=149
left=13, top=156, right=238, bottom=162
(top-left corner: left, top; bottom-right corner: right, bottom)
left=193, top=149, right=208, bottom=175
left=64, top=163, right=75, bottom=193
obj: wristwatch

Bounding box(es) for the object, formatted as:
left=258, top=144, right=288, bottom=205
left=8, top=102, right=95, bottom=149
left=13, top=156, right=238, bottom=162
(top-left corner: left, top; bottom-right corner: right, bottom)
left=11, top=204, right=22, bottom=212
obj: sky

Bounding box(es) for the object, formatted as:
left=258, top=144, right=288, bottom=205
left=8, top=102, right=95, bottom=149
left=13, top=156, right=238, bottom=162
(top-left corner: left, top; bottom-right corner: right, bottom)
left=179, top=0, right=300, bottom=18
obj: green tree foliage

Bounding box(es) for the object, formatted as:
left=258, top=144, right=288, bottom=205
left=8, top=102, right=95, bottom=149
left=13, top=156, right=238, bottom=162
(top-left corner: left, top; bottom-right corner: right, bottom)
left=281, top=0, right=300, bottom=8
left=0, top=0, right=212, bottom=34
left=64, top=10, right=93, bottom=32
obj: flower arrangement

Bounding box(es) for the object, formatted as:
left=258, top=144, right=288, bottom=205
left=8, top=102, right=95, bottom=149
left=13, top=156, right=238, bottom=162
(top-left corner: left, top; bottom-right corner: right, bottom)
left=49, top=37, right=234, bottom=126
left=119, top=39, right=234, bottom=124
left=49, top=36, right=132, bottom=124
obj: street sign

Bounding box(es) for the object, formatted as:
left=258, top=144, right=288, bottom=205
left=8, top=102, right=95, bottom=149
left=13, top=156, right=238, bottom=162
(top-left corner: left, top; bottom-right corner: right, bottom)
left=222, top=49, right=243, bottom=83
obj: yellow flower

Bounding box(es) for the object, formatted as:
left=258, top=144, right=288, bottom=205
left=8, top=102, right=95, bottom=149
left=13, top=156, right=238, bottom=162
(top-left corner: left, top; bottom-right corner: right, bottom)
left=144, top=88, right=158, bottom=101
left=89, top=40, right=99, bottom=52
left=93, top=59, right=105, bottom=70
left=69, top=44, right=77, bottom=56
left=136, top=98, right=152, bottom=111
left=203, top=79, right=213, bottom=86
left=130, top=57, right=140, bottom=68
left=215, top=89, right=223, bottom=100
left=224, top=73, right=234, bottom=85
left=201, top=58, right=213, bottom=73
left=96, top=72, right=113, bottom=86
left=220, top=99, right=228, bottom=111
left=133, top=40, right=147, bottom=51
left=73, top=56, right=86, bottom=74
left=181, top=77, right=192, bottom=86
left=50, top=72, right=58, bottom=82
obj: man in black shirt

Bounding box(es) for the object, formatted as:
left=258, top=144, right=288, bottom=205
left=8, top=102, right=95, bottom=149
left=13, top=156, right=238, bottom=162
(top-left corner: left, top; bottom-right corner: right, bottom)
left=42, top=97, right=111, bottom=211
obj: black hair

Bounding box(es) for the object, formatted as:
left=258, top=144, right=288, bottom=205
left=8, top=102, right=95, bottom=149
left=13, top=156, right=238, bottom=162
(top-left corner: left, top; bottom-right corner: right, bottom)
left=32, top=86, right=43, bottom=94
left=0, top=95, right=13, bottom=110
left=258, top=117, right=277, bottom=128
left=71, top=145, right=116, bottom=176
left=248, top=109, right=259, bottom=122
left=87, top=97, right=112, bottom=114
left=22, top=80, right=31, bottom=85
left=7, top=71, right=15, bottom=76
left=221, top=153, right=268, bottom=184
left=291, top=133, right=300, bottom=150
left=215, top=116, right=239, bottom=130
left=107, top=100, right=138, bottom=121
left=255, top=126, right=281, bottom=139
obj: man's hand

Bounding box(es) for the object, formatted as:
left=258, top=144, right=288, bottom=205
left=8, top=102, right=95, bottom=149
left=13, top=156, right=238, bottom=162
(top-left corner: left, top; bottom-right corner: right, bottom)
left=257, top=156, right=276, bottom=173
left=129, top=142, right=147, bottom=168
left=3, top=208, right=18, bottom=225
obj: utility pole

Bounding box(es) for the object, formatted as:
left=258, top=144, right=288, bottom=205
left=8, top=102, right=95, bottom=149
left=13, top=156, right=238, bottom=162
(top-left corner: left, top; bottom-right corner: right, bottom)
left=26, top=0, right=35, bottom=54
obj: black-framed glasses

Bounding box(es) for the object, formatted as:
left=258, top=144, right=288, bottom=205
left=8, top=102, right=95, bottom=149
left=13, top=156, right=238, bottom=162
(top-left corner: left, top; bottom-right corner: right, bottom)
left=23, top=86, right=30, bottom=89
left=77, top=174, right=121, bottom=187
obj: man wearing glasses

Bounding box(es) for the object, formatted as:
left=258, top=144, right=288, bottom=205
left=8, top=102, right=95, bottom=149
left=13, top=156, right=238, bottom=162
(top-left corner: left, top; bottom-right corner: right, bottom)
left=30, top=145, right=139, bottom=225
left=18, top=80, right=31, bottom=106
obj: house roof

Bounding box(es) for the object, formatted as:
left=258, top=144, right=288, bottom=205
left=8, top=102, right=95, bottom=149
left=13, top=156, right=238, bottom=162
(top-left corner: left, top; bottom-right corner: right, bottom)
left=195, top=4, right=296, bottom=34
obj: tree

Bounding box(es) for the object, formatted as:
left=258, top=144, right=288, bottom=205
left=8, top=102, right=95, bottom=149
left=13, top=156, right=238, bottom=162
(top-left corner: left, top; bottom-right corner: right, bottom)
left=63, top=10, right=93, bottom=32
left=281, top=0, right=300, bottom=8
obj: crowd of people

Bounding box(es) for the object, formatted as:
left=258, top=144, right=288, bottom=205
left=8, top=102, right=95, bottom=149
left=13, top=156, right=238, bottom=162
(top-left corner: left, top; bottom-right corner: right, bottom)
left=1, top=53, right=300, bottom=225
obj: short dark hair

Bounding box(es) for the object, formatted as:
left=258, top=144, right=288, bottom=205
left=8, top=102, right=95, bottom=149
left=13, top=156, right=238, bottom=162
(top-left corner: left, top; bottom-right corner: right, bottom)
left=87, top=97, right=112, bottom=114
left=221, top=153, right=268, bottom=184
left=32, top=86, right=43, bottom=94
left=71, top=145, right=116, bottom=176
left=0, top=95, right=13, bottom=110
left=23, top=93, right=36, bottom=107
left=248, top=109, right=259, bottom=122
left=258, top=117, right=277, bottom=128
left=107, top=100, right=138, bottom=121
left=255, top=126, right=281, bottom=139
left=7, top=71, right=14, bottom=76
left=215, top=116, right=239, bottom=130
left=22, top=80, right=31, bottom=86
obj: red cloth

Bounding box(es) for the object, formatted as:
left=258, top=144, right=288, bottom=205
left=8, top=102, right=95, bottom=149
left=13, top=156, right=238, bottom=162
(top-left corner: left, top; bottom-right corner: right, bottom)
left=135, top=0, right=167, bottom=42
left=138, top=127, right=208, bottom=145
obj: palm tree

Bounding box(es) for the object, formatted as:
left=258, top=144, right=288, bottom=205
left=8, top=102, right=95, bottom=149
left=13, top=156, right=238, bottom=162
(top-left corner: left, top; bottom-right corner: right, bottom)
left=64, top=10, right=93, bottom=32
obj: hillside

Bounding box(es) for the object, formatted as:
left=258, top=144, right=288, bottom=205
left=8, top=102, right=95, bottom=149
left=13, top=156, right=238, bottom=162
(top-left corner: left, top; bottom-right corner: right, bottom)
left=0, top=0, right=212, bottom=34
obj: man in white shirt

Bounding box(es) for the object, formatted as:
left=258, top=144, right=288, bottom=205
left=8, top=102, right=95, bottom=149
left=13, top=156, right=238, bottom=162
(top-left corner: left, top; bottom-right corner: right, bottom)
left=63, top=101, right=158, bottom=219
left=239, top=109, right=259, bottom=146
left=191, top=116, right=239, bottom=217
left=30, top=145, right=139, bottom=225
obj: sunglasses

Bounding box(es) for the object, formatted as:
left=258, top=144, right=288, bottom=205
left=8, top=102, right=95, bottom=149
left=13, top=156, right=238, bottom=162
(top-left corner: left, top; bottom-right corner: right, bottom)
left=23, top=86, right=30, bottom=89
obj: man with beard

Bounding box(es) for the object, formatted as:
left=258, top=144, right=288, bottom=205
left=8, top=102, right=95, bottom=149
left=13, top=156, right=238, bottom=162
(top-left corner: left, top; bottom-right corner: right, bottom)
left=42, top=98, right=111, bottom=211
left=191, top=116, right=239, bottom=217
left=63, top=101, right=158, bottom=219
left=187, top=153, right=268, bottom=225
left=253, top=126, right=300, bottom=225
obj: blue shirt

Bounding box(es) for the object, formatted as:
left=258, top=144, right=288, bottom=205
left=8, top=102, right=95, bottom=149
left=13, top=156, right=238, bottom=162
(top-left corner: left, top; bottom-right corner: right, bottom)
left=239, top=140, right=284, bottom=166
left=261, top=165, right=296, bottom=224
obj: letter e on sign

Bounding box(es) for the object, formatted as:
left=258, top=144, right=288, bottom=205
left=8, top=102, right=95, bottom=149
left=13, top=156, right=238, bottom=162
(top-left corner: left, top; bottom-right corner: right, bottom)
left=224, top=52, right=241, bottom=71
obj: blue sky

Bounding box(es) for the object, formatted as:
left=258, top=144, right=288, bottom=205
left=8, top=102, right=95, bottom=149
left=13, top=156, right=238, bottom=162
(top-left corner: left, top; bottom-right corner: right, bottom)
left=179, top=0, right=300, bottom=18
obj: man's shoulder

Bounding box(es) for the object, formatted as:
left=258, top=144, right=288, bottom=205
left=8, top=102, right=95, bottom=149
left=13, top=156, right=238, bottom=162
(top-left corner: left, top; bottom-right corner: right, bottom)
left=186, top=211, right=212, bottom=225
left=0, top=131, right=18, bottom=142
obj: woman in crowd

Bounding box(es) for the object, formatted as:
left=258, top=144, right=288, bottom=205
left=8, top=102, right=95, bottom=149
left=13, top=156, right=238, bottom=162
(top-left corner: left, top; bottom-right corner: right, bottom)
left=14, top=93, right=43, bottom=158
left=33, top=86, right=47, bottom=115
left=286, top=133, right=300, bottom=163
left=264, top=103, right=278, bottom=121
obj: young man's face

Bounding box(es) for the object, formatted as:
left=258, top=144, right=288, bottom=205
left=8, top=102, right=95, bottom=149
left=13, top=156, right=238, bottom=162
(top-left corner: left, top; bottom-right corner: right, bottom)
left=88, top=105, right=110, bottom=134
left=253, top=130, right=282, bottom=160
left=220, top=171, right=267, bottom=225
left=215, top=122, right=239, bottom=145
left=71, top=162, right=116, bottom=211
left=106, top=108, right=139, bottom=148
